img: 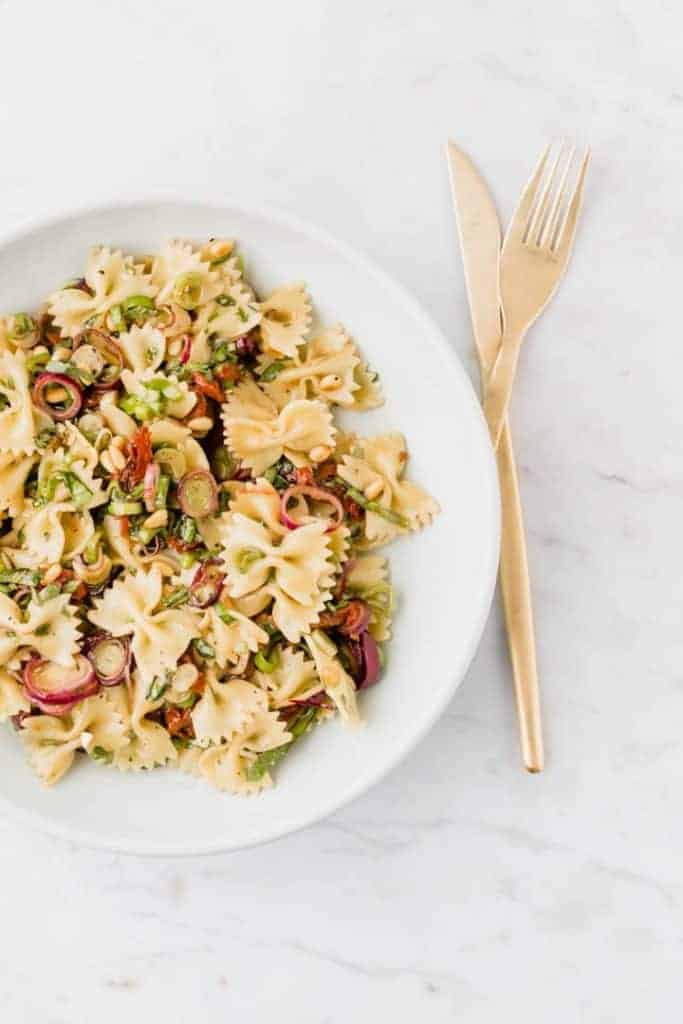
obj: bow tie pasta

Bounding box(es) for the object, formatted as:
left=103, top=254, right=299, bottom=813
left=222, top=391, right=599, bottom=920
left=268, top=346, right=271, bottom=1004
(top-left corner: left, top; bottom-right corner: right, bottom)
left=0, top=236, right=438, bottom=792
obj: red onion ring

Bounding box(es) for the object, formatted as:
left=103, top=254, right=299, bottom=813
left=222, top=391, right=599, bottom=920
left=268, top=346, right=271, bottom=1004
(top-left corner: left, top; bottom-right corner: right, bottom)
left=83, top=634, right=131, bottom=685
left=143, top=462, right=160, bottom=512
left=23, top=654, right=98, bottom=705
left=189, top=559, right=225, bottom=608
left=32, top=372, right=83, bottom=420
left=74, top=328, right=124, bottom=387
left=280, top=484, right=344, bottom=534
left=177, top=469, right=219, bottom=518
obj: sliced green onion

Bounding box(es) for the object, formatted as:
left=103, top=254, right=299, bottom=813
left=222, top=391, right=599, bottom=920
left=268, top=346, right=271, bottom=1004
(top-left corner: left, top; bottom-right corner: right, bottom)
left=254, top=647, right=280, bottom=674
left=160, top=586, right=190, bottom=609
left=154, top=447, right=186, bottom=481
left=180, top=551, right=198, bottom=569
left=172, top=272, right=203, bottom=310
left=108, top=500, right=144, bottom=516
left=178, top=515, right=198, bottom=544
left=120, top=294, right=156, bottom=324
left=234, top=547, right=264, bottom=574
left=259, top=360, right=287, bottom=382
left=211, top=446, right=237, bottom=482
left=215, top=602, right=235, bottom=624
left=193, top=638, right=215, bottom=659
left=107, top=304, right=126, bottom=333
left=155, top=473, right=170, bottom=508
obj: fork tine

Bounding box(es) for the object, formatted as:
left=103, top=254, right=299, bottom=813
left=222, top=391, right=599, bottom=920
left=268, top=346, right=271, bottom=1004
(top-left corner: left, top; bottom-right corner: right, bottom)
left=505, top=144, right=551, bottom=243
left=538, top=145, right=575, bottom=249
left=553, top=147, right=591, bottom=255
left=525, top=141, right=569, bottom=245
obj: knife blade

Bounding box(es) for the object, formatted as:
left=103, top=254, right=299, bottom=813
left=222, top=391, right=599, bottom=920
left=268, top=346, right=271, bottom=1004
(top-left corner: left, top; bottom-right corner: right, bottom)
left=446, top=141, right=502, bottom=374
left=445, top=140, right=544, bottom=772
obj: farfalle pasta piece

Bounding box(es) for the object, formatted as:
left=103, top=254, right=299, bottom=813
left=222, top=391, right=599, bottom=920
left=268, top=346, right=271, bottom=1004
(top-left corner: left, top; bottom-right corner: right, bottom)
left=220, top=513, right=334, bottom=641
left=47, top=247, right=156, bottom=338
left=88, top=566, right=200, bottom=685
left=337, top=432, right=440, bottom=546
left=20, top=691, right=128, bottom=785
left=106, top=674, right=178, bottom=771
left=259, top=283, right=312, bottom=357
left=222, top=380, right=335, bottom=475
left=118, top=322, right=166, bottom=375
left=0, top=669, right=29, bottom=721
left=191, top=673, right=267, bottom=746
left=98, top=389, right=137, bottom=439
left=351, top=363, right=384, bottom=410
left=10, top=503, right=95, bottom=568
left=200, top=604, right=268, bottom=669
left=193, top=284, right=261, bottom=343
left=36, top=444, right=107, bottom=511
left=306, top=630, right=360, bottom=724
left=0, top=349, right=36, bottom=456
left=253, top=646, right=320, bottom=708
left=151, top=240, right=222, bottom=308
left=261, top=325, right=362, bottom=408
left=0, top=451, right=36, bottom=516
left=188, top=708, right=292, bottom=795
left=0, top=592, right=80, bottom=668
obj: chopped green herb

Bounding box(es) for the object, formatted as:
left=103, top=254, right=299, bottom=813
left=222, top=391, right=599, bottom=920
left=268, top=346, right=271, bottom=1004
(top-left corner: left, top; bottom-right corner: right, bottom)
left=146, top=677, right=170, bottom=702
left=245, top=707, right=319, bottom=782
left=259, top=360, right=287, bottom=382
left=192, top=638, right=215, bottom=660
left=160, top=586, right=189, bottom=610
left=215, top=602, right=235, bottom=625
left=254, top=646, right=280, bottom=674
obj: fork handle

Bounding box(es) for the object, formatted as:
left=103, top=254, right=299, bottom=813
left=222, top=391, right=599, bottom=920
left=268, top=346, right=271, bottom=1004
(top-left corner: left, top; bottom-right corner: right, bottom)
left=483, top=326, right=524, bottom=449
left=497, top=419, right=544, bottom=772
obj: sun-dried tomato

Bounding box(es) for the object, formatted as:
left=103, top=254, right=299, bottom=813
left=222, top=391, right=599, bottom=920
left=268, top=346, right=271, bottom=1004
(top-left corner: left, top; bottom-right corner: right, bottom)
left=215, top=363, right=241, bottom=385
left=192, top=371, right=224, bottom=403
left=164, top=706, right=195, bottom=738
left=120, top=425, right=152, bottom=490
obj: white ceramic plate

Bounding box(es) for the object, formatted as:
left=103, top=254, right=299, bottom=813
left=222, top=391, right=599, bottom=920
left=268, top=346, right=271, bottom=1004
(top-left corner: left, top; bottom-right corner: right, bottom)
left=0, top=199, right=499, bottom=855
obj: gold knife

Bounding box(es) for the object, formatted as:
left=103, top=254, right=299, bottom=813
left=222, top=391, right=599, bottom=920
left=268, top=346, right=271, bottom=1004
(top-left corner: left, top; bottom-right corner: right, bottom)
left=446, top=141, right=544, bottom=773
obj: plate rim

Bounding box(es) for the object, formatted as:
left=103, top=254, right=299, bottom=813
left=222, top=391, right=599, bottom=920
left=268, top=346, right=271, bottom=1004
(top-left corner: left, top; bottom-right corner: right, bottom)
left=0, top=194, right=500, bottom=856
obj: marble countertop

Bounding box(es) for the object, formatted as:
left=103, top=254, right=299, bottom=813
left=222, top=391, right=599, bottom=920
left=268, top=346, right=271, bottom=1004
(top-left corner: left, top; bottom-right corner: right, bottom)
left=0, top=0, right=680, bottom=1020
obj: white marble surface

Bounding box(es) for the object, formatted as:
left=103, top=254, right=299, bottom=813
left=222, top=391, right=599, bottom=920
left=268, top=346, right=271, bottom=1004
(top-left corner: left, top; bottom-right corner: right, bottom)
left=0, top=0, right=680, bottom=1019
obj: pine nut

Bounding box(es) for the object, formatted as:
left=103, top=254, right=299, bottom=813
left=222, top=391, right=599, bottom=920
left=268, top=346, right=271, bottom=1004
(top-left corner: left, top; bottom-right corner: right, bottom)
left=167, top=338, right=182, bottom=357
left=53, top=346, right=71, bottom=361
left=143, top=509, right=168, bottom=530
left=43, top=564, right=62, bottom=584
left=319, top=374, right=342, bottom=391
left=99, top=450, right=114, bottom=474
left=45, top=385, right=69, bottom=403
left=310, top=445, right=332, bottom=463
left=174, top=663, right=198, bottom=689
left=364, top=478, right=384, bottom=501
left=110, top=435, right=126, bottom=451
left=108, top=446, right=126, bottom=471
left=202, top=239, right=233, bottom=262
left=188, top=416, right=213, bottom=433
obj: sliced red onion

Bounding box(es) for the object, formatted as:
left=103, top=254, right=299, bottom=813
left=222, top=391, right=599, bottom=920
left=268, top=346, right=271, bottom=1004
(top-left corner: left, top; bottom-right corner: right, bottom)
left=32, top=372, right=82, bottom=420
left=280, top=484, right=344, bottom=534
left=337, top=599, right=371, bottom=638
left=346, top=631, right=381, bottom=690
left=235, top=334, right=259, bottom=359
left=74, top=329, right=124, bottom=387
left=31, top=695, right=83, bottom=716
left=24, top=654, right=98, bottom=705
left=286, top=691, right=332, bottom=711
left=179, top=333, right=192, bottom=364
left=143, top=462, right=160, bottom=512
left=177, top=469, right=218, bottom=518
left=333, top=557, right=356, bottom=600
left=84, top=634, right=130, bottom=685
left=189, top=560, right=225, bottom=608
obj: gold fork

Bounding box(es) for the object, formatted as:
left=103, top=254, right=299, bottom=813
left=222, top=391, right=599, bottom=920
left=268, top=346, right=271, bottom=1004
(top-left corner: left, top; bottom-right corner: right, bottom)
left=483, top=142, right=591, bottom=449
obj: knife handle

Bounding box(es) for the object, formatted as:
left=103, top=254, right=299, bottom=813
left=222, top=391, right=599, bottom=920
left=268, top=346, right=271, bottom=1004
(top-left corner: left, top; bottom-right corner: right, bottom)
left=497, top=419, right=544, bottom=772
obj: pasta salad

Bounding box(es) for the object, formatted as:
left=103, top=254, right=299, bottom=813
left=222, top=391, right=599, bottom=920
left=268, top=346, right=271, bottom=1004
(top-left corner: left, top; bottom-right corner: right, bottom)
left=0, top=239, right=439, bottom=794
